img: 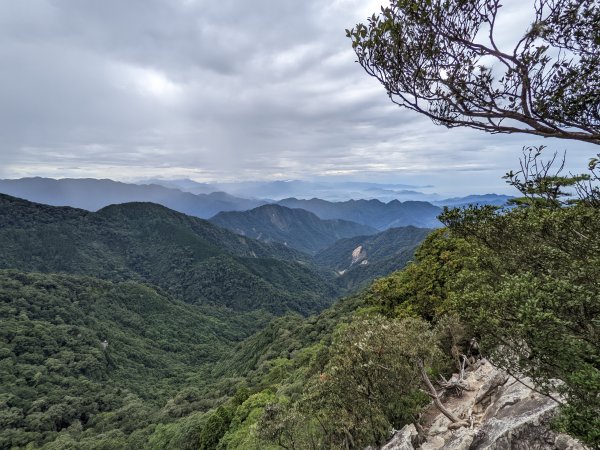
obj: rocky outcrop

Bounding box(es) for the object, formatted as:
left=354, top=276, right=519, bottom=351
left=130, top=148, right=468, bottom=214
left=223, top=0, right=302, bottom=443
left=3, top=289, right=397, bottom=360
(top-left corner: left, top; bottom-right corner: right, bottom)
left=382, top=360, right=585, bottom=450
left=351, top=245, right=367, bottom=265
left=382, top=425, right=418, bottom=450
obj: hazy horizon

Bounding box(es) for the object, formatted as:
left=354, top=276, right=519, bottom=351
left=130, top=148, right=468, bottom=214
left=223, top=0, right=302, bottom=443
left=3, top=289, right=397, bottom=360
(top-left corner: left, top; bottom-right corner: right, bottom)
left=0, top=175, right=517, bottom=202
left=0, top=0, right=597, bottom=195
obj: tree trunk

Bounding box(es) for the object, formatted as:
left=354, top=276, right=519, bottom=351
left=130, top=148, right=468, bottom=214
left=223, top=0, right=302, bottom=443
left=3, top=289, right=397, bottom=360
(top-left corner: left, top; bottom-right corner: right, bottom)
left=417, top=359, right=461, bottom=423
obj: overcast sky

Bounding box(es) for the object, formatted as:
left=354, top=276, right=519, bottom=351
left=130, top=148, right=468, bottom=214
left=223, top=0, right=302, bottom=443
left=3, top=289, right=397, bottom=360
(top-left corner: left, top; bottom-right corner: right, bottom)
left=0, top=0, right=596, bottom=195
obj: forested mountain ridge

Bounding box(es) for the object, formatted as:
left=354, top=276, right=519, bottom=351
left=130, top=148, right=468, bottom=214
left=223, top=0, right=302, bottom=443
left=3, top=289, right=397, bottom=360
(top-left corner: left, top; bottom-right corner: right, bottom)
left=0, top=194, right=433, bottom=449
left=1, top=193, right=597, bottom=448
left=210, top=204, right=377, bottom=254
left=315, top=226, right=432, bottom=289
left=0, top=194, right=338, bottom=315
left=277, top=197, right=442, bottom=229
left=3, top=0, right=599, bottom=446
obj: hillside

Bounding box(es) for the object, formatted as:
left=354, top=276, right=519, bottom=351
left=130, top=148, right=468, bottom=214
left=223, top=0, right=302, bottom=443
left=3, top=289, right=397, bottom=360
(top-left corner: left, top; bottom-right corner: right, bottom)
left=0, top=194, right=338, bottom=315
left=0, top=177, right=264, bottom=218
left=0, top=269, right=277, bottom=448
left=315, top=226, right=431, bottom=289
left=0, top=266, right=364, bottom=449
left=1, top=195, right=596, bottom=449
left=210, top=204, right=377, bottom=254
left=277, top=197, right=442, bottom=229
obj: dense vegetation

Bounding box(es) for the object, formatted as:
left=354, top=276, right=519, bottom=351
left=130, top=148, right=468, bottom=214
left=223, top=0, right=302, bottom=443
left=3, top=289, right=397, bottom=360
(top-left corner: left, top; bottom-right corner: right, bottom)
left=0, top=194, right=337, bottom=315
left=3, top=0, right=599, bottom=446
left=340, top=0, right=600, bottom=443
left=2, top=172, right=599, bottom=448
left=0, top=270, right=272, bottom=448
left=440, top=204, right=600, bottom=443
left=0, top=267, right=363, bottom=449
left=0, top=193, right=430, bottom=448
left=314, top=226, right=431, bottom=290
left=243, top=180, right=600, bottom=448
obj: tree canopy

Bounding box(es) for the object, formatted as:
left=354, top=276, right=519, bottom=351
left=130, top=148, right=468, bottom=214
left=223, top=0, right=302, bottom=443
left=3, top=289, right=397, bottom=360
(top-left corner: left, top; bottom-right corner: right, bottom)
left=347, top=0, right=600, bottom=144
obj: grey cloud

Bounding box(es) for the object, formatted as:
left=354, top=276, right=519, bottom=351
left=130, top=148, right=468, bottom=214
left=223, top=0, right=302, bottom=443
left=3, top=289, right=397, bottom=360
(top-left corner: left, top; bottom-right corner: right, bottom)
left=0, top=0, right=596, bottom=195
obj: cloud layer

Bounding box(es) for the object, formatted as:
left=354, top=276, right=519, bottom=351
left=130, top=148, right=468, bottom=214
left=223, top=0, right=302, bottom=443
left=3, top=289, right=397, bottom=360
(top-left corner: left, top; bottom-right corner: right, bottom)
left=0, top=0, right=596, bottom=195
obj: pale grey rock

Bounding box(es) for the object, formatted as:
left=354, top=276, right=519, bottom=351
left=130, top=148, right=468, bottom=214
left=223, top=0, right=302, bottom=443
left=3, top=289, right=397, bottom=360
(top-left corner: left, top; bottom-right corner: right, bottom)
left=440, top=428, right=475, bottom=450
left=555, top=433, right=587, bottom=450
left=378, top=362, right=587, bottom=450
left=381, top=424, right=417, bottom=450
left=421, top=436, right=446, bottom=450
left=474, top=370, right=508, bottom=405
left=470, top=378, right=566, bottom=449
left=351, top=245, right=367, bottom=265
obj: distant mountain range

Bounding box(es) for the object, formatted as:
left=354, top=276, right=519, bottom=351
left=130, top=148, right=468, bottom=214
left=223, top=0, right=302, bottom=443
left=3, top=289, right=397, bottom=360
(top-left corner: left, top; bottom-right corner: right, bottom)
left=0, top=177, right=264, bottom=218
left=277, top=197, right=443, bottom=229
left=0, top=178, right=512, bottom=232
left=143, top=178, right=435, bottom=202
left=314, top=226, right=432, bottom=290
left=210, top=204, right=377, bottom=255
left=144, top=179, right=514, bottom=205
left=434, top=193, right=513, bottom=207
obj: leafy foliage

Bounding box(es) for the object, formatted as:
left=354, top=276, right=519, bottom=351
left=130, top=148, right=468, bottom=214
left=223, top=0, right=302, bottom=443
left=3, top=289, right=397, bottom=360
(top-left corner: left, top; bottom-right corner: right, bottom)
left=441, top=202, right=600, bottom=444
left=3, top=168, right=600, bottom=448
left=0, top=269, right=255, bottom=448
left=365, top=179, right=600, bottom=445
left=347, top=0, right=600, bottom=144
left=256, top=314, right=456, bottom=449
left=367, top=228, right=469, bottom=320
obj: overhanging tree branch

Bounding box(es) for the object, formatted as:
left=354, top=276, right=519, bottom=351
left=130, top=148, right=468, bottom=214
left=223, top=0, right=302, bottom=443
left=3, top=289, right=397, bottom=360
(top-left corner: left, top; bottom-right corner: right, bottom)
left=347, top=0, right=600, bottom=145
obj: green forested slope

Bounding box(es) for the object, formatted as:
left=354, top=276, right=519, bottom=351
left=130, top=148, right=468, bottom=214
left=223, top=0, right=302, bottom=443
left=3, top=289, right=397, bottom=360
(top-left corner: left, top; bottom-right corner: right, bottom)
left=213, top=294, right=364, bottom=386
left=2, top=197, right=598, bottom=448
left=142, top=294, right=367, bottom=450
left=0, top=270, right=274, bottom=449
left=0, top=268, right=362, bottom=449
left=0, top=194, right=338, bottom=315
left=10, top=191, right=597, bottom=449
left=0, top=195, right=351, bottom=448
left=315, top=226, right=431, bottom=290
left=215, top=202, right=600, bottom=449
left=0, top=194, right=437, bottom=449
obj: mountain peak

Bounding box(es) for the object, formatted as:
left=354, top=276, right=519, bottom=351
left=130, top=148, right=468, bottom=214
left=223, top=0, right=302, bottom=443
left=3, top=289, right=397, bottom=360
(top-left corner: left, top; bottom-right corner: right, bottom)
left=211, top=204, right=377, bottom=254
